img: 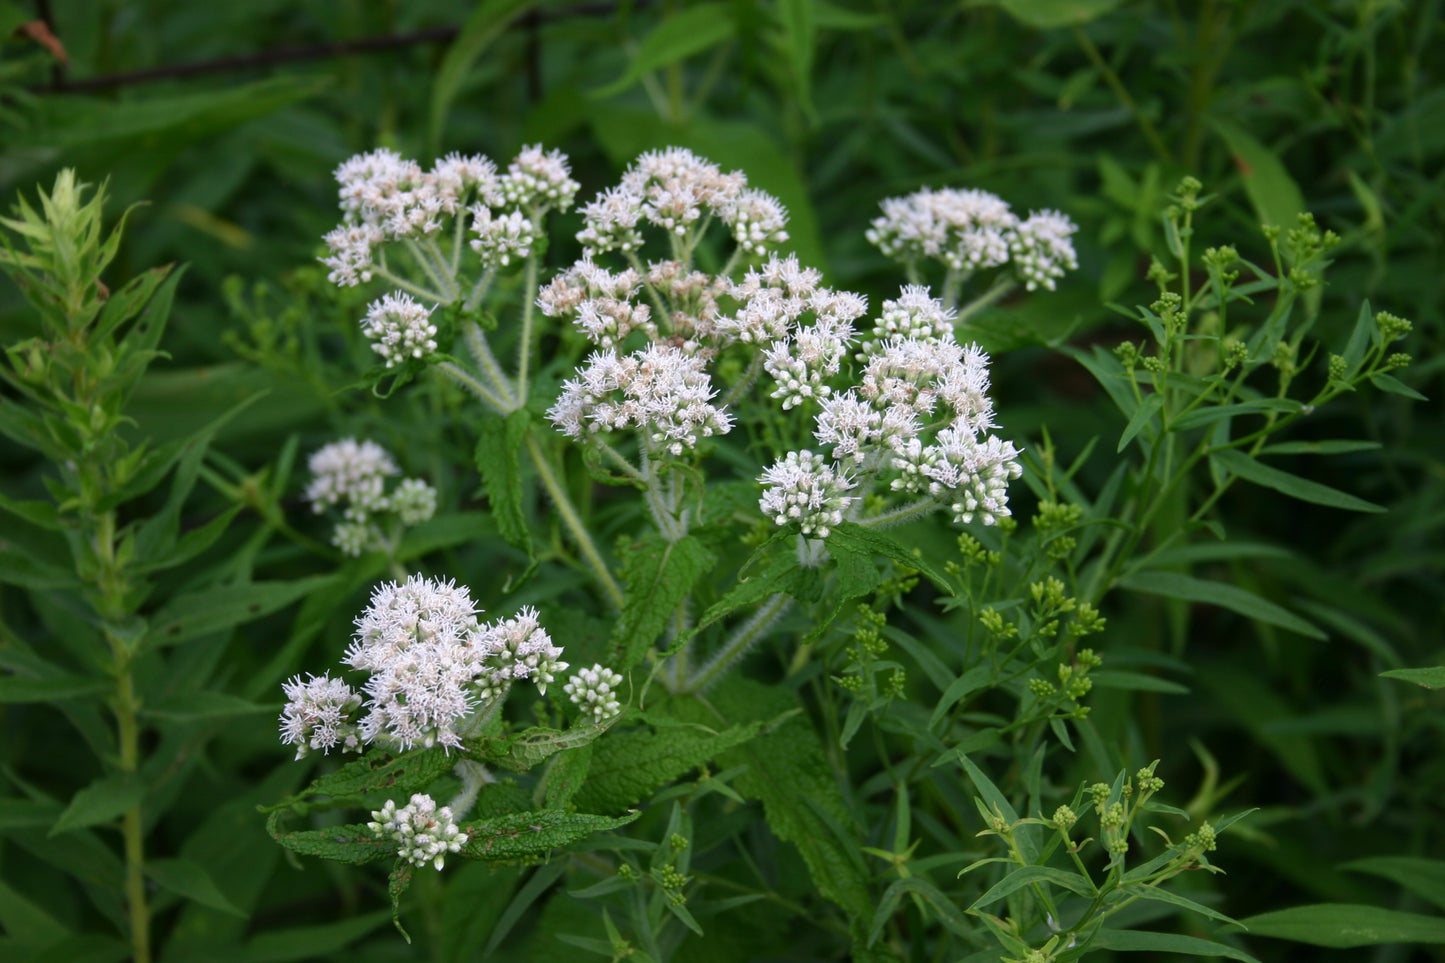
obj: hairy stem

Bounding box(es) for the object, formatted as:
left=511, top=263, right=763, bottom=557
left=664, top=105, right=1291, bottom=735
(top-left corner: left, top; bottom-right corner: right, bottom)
left=523, top=434, right=624, bottom=608
left=684, top=593, right=792, bottom=693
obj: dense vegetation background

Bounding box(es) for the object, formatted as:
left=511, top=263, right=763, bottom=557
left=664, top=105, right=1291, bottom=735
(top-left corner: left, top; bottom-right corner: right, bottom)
left=1, top=1, right=1441, bottom=961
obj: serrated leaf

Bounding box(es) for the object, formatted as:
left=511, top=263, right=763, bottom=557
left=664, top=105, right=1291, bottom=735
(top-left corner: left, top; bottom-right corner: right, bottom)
left=1379, top=666, right=1445, bottom=689
left=1120, top=570, right=1324, bottom=639
left=388, top=861, right=414, bottom=941
left=593, top=4, right=737, bottom=99
left=149, top=574, right=338, bottom=648
left=1211, top=448, right=1385, bottom=514
left=147, top=857, right=246, bottom=917
left=266, top=814, right=396, bottom=865
left=610, top=534, right=715, bottom=671
left=460, top=810, right=638, bottom=861
left=538, top=745, right=593, bottom=810
left=572, top=721, right=762, bottom=813
left=470, top=724, right=608, bottom=773
left=1234, top=903, right=1445, bottom=948
left=266, top=747, right=456, bottom=814
left=828, top=523, right=950, bottom=591
left=474, top=410, right=532, bottom=558
left=1090, top=928, right=1261, bottom=961
left=1342, top=857, right=1445, bottom=911
left=51, top=772, right=146, bottom=835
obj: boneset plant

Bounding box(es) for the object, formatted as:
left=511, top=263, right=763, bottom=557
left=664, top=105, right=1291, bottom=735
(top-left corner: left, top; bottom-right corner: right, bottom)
left=260, top=145, right=1417, bottom=963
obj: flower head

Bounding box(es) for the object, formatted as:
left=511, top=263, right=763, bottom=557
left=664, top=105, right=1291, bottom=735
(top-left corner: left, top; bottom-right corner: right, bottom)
left=564, top=663, right=625, bottom=724
left=368, top=794, right=468, bottom=871
left=360, top=292, right=438, bottom=367
left=279, top=673, right=362, bottom=759
left=759, top=450, right=857, bottom=538
left=304, top=438, right=398, bottom=516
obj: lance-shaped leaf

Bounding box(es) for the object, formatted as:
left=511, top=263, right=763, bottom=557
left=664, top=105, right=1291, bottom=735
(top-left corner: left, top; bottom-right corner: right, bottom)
left=460, top=810, right=639, bottom=862
left=610, top=533, right=716, bottom=671
left=572, top=720, right=762, bottom=813
left=266, top=813, right=397, bottom=865
left=263, top=748, right=456, bottom=815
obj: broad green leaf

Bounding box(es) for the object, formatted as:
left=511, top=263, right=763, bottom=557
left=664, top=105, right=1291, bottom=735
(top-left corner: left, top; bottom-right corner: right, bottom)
left=1342, top=857, right=1445, bottom=911
left=470, top=724, right=608, bottom=773
left=572, top=721, right=761, bottom=813
left=593, top=4, right=737, bottom=99
left=1212, top=448, right=1385, bottom=514
left=610, top=533, right=715, bottom=671
left=474, top=411, right=533, bottom=558
left=460, top=810, right=638, bottom=861
left=266, top=747, right=455, bottom=814
left=1211, top=119, right=1305, bottom=230
left=984, top=0, right=1124, bottom=28
left=969, top=865, right=1096, bottom=909
left=0, top=675, right=108, bottom=703
left=266, top=815, right=396, bottom=865
left=147, top=857, right=245, bottom=917
left=828, top=523, right=951, bottom=591
left=1234, top=903, right=1445, bottom=948
left=1120, top=570, right=1325, bottom=639
left=538, top=745, right=593, bottom=810
left=149, top=574, right=338, bottom=648
left=0, top=547, right=74, bottom=590
left=1379, top=666, right=1445, bottom=689
left=429, top=0, right=537, bottom=151
left=1090, top=929, right=1261, bottom=961
left=51, top=772, right=146, bottom=835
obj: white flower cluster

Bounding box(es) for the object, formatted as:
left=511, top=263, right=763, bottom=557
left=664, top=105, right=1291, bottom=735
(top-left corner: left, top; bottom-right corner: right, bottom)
left=321, top=145, right=577, bottom=287
left=564, top=664, right=625, bottom=724
left=368, top=794, right=468, bottom=871
left=360, top=292, right=438, bottom=367
left=536, top=259, right=656, bottom=349
left=336, top=577, right=567, bottom=751
left=548, top=343, right=734, bottom=456
left=758, top=450, right=857, bottom=538
left=304, top=439, right=437, bottom=556
left=758, top=286, right=1022, bottom=529
left=278, top=673, right=362, bottom=759
left=866, top=187, right=1078, bottom=291
left=576, top=147, right=788, bottom=257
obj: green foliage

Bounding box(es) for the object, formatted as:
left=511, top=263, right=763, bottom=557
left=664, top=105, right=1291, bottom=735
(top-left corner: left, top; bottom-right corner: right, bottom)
left=0, top=2, right=1441, bottom=962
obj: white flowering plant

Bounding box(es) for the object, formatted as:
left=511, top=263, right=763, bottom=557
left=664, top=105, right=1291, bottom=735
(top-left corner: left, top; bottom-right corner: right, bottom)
left=242, top=134, right=1427, bottom=963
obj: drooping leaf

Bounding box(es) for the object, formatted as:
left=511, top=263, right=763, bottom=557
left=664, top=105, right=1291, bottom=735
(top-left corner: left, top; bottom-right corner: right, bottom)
left=1211, top=449, right=1385, bottom=514
left=1342, top=857, right=1445, bottom=911
left=1090, top=928, right=1261, bottom=961
left=146, top=857, right=246, bottom=917
left=1120, top=570, right=1324, bottom=639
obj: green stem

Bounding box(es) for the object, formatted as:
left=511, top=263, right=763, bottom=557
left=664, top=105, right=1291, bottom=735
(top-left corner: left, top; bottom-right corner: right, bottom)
left=1072, top=25, right=1173, bottom=164
left=857, top=498, right=937, bottom=529
left=523, top=434, right=624, bottom=608
left=115, top=664, right=150, bottom=963
left=516, top=253, right=540, bottom=402
left=683, top=593, right=791, bottom=693
left=437, top=359, right=509, bottom=413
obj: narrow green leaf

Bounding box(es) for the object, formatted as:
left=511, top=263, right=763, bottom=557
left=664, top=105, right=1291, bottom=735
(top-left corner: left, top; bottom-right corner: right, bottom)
left=1171, top=398, right=1302, bottom=431
left=928, top=665, right=992, bottom=729
left=1118, top=391, right=1162, bottom=451
left=1090, top=928, right=1261, bottom=961
left=428, top=0, right=538, bottom=151
left=1258, top=439, right=1380, bottom=456
left=1090, top=669, right=1189, bottom=694
left=1370, top=373, right=1428, bottom=401
left=51, top=772, right=146, bottom=835
left=610, top=534, right=715, bottom=671
left=988, top=0, right=1124, bottom=29
left=1211, top=119, right=1305, bottom=230
left=142, top=691, right=271, bottom=721
left=1234, top=903, right=1445, bottom=948
left=970, top=865, right=1096, bottom=910
left=1342, top=300, right=1374, bottom=374
left=778, top=0, right=817, bottom=116
left=147, top=857, right=246, bottom=917
left=0, top=492, right=58, bottom=530
left=149, top=574, right=338, bottom=648
left=1122, top=570, right=1324, bottom=639
left=238, top=911, right=391, bottom=962
left=1211, top=448, right=1385, bottom=514
left=1121, top=883, right=1238, bottom=926
left=954, top=752, right=1038, bottom=863
left=1342, top=857, right=1445, bottom=911
left=0, top=675, right=108, bottom=703
left=593, top=4, right=737, bottom=99
left=1379, top=666, right=1445, bottom=689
